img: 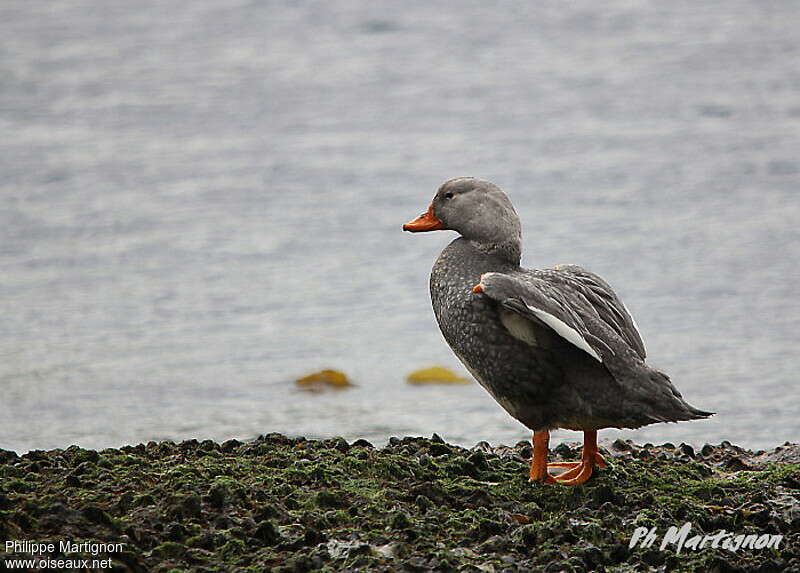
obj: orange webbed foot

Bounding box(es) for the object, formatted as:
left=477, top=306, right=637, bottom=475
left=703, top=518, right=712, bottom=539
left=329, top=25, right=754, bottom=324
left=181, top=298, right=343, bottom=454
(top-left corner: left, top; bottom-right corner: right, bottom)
left=547, top=461, right=582, bottom=480
left=550, top=451, right=606, bottom=470
left=551, top=431, right=606, bottom=486
left=552, top=459, right=596, bottom=485
left=529, top=430, right=608, bottom=486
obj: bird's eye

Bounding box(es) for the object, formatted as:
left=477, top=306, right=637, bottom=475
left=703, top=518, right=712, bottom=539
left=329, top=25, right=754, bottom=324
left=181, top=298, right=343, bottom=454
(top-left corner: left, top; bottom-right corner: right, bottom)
left=444, top=192, right=454, bottom=199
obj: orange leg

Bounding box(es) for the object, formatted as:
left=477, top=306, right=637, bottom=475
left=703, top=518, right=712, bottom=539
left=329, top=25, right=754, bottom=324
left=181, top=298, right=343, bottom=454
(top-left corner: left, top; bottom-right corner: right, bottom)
left=553, top=430, right=607, bottom=485
left=529, top=430, right=608, bottom=486
left=528, top=431, right=557, bottom=484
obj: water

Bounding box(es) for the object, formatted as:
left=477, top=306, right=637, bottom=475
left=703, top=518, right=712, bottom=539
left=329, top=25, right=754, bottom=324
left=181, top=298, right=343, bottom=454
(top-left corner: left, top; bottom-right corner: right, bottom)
left=1, top=1, right=798, bottom=453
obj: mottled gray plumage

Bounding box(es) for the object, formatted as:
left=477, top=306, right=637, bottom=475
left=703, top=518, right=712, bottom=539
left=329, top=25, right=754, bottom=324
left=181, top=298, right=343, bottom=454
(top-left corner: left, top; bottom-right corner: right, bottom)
left=413, top=177, right=712, bottom=432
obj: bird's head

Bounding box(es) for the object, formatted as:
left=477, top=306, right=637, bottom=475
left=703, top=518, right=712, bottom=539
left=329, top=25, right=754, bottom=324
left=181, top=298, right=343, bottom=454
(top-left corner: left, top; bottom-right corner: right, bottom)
left=403, top=177, right=522, bottom=263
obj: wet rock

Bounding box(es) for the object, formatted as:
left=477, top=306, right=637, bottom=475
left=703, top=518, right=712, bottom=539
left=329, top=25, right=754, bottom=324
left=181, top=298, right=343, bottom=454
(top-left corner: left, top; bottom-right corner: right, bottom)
left=81, top=505, right=113, bottom=527
left=512, top=523, right=538, bottom=547
left=71, top=449, right=100, bottom=465
left=516, top=441, right=533, bottom=459
left=466, top=450, right=489, bottom=471
left=187, top=531, right=225, bottom=550
left=199, top=439, right=218, bottom=452
left=326, top=539, right=373, bottom=560
left=543, top=560, right=574, bottom=573
left=331, top=437, right=349, bottom=453
left=472, top=440, right=492, bottom=452
left=254, top=519, right=280, bottom=545
left=388, top=510, right=412, bottom=530
left=477, top=534, right=509, bottom=554
left=611, top=439, right=631, bottom=452
left=723, top=456, right=754, bottom=471
left=428, top=442, right=450, bottom=456
left=170, top=494, right=202, bottom=519
left=213, top=515, right=234, bottom=529
left=4, top=435, right=798, bottom=571
left=313, top=489, right=346, bottom=509
left=157, top=441, right=176, bottom=455
left=677, top=443, right=696, bottom=458
left=640, top=548, right=665, bottom=566
left=592, top=484, right=620, bottom=506
left=351, top=439, right=374, bottom=449
left=553, top=442, right=574, bottom=459
left=165, top=522, right=188, bottom=541
left=414, top=494, right=433, bottom=511
left=114, top=491, right=135, bottom=513
left=177, top=438, right=199, bottom=450
left=220, top=439, right=241, bottom=453
left=207, top=483, right=233, bottom=508
left=781, top=471, right=800, bottom=489
left=152, top=541, right=186, bottom=560
left=134, top=493, right=156, bottom=507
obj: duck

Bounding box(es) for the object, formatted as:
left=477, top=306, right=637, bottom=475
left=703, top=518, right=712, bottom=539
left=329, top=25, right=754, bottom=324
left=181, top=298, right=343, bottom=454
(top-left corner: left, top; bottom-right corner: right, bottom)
left=403, top=177, right=712, bottom=485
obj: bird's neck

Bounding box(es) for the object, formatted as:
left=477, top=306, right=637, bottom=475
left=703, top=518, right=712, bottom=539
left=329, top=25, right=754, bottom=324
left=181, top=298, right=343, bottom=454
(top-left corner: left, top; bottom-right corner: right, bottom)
left=468, top=238, right=521, bottom=267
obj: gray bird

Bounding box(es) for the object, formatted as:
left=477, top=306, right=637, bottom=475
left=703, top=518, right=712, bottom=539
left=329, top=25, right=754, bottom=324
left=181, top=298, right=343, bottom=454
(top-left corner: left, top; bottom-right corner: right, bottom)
left=403, top=177, right=712, bottom=485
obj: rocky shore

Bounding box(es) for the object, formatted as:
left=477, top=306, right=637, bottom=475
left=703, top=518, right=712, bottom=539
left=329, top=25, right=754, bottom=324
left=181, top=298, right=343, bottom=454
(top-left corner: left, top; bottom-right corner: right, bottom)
left=0, top=435, right=797, bottom=572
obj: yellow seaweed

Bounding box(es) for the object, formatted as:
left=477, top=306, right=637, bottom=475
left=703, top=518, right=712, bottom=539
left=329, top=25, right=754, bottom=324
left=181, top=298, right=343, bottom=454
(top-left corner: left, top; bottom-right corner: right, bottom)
left=406, top=366, right=469, bottom=385
left=295, top=369, right=352, bottom=388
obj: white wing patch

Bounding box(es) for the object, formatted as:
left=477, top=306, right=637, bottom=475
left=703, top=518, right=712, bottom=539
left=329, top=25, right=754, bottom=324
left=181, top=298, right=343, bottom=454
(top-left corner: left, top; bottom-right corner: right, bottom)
left=523, top=303, right=603, bottom=362
left=499, top=309, right=540, bottom=347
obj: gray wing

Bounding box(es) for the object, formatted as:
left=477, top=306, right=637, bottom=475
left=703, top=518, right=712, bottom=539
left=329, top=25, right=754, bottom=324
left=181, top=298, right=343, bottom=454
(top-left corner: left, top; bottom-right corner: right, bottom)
left=475, top=272, right=615, bottom=362
left=539, top=265, right=646, bottom=360
left=476, top=270, right=712, bottom=427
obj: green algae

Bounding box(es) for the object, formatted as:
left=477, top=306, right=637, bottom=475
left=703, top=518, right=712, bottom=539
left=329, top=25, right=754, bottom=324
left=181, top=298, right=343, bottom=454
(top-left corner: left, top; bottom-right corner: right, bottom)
left=0, top=435, right=796, bottom=572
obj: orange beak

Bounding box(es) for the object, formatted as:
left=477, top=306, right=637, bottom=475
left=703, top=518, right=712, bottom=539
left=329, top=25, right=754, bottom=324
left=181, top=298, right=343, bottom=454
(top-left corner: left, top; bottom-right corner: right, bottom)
left=403, top=204, right=445, bottom=232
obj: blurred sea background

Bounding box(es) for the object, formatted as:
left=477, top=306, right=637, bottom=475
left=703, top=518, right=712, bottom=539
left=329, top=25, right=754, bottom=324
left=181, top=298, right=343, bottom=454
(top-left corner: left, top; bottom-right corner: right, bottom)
left=1, top=1, right=798, bottom=454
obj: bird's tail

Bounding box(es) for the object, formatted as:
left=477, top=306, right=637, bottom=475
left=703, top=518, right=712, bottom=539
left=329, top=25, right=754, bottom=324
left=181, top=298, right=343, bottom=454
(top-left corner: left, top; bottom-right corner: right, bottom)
left=651, top=370, right=714, bottom=422
left=686, top=404, right=715, bottom=419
